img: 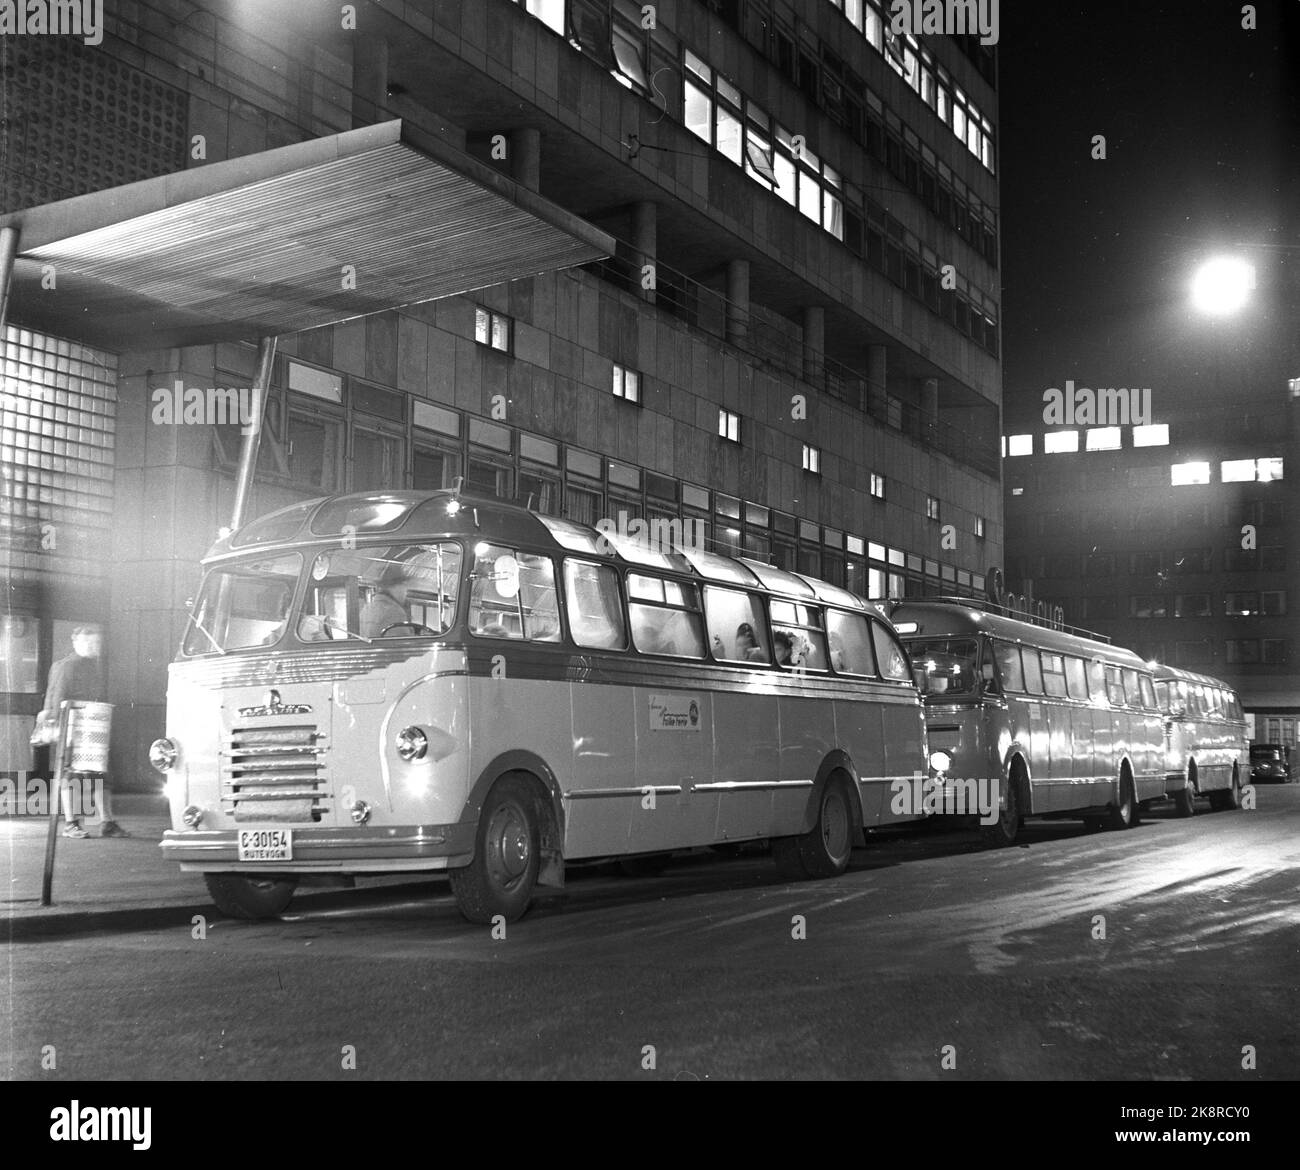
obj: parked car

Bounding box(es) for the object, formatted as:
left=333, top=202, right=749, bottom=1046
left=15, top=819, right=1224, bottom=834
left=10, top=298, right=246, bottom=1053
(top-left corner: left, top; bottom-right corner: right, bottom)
left=1249, top=743, right=1292, bottom=784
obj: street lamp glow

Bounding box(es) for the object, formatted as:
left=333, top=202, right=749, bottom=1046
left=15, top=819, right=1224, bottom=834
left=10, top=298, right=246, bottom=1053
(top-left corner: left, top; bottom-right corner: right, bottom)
left=1190, top=257, right=1255, bottom=316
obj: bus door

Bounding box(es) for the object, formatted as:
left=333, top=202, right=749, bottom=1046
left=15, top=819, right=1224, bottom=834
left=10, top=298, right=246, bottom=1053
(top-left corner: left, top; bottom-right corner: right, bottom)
left=1128, top=671, right=1164, bottom=801
left=1086, top=658, right=1115, bottom=805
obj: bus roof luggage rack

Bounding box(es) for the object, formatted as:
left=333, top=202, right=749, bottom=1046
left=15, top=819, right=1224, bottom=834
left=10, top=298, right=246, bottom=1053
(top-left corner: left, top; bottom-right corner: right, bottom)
left=905, top=596, right=1113, bottom=644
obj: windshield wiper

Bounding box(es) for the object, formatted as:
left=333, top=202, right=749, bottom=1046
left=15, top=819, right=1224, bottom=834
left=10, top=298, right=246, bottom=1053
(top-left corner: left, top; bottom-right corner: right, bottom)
left=185, top=611, right=228, bottom=656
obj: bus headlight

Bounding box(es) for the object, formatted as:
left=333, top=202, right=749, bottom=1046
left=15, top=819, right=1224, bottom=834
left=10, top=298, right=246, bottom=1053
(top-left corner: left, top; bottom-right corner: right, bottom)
left=349, top=800, right=372, bottom=825
left=396, top=727, right=428, bottom=761
left=149, top=738, right=179, bottom=772
left=929, top=751, right=952, bottom=774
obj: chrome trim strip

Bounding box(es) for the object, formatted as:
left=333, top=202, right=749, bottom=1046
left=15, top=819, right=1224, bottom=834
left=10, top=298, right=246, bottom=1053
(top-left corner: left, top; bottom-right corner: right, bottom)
left=692, top=780, right=814, bottom=791
left=563, top=785, right=684, bottom=799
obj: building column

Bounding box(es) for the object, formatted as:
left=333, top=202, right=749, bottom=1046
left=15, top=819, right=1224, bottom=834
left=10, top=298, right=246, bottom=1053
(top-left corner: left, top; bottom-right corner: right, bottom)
left=725, top=259, right=750, bottom=347
left=0, top=226, right=18, bottom=337
left=866, top=343, right=887, bottom=415
left=632, top=200, right=656, bottom=305
left=512, top=128, right=541, bottom=190
left=352, top=35, right=389, bottom=127
left=802, top=306, right=825, bottom=387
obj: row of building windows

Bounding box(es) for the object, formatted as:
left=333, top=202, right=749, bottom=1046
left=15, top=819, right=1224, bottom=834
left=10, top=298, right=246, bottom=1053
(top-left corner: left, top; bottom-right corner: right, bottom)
left=1034, top=546, right=1289, bottom=579
left=1005, top=425, right=1170, bottom=455
left=219, top=354, right=984, bottom=599
left=1169, top=459, right=1285, bottom=486
left=515, top=0, right=1002, bottom=354
left=678, top=43, right=1000, bottom=354
left=1126, top=592, right=1288, bottom=618
left=824, top=0, right=996, bottom=171
left=1132, top=639, right=1291, bottom=668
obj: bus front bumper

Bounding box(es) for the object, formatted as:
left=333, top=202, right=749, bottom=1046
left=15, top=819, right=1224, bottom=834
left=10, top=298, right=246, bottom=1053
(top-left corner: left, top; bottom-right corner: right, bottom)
left=160, top=823, right=475, bottom=873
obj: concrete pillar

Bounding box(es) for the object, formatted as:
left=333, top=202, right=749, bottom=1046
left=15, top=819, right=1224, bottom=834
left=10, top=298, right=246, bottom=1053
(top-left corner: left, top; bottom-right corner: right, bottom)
left=512, top=128, right=541, bottom=190
left=725, top=259, right=750, bottom=347
left=866, top=343, right=887, bottom=414
left=802, top=306, right=825, bottom=387
left=0, top=226, right=17, bottom=339
left=631, top=200, right=656, bottom=305
left=352, top=35, right=389, bottom=127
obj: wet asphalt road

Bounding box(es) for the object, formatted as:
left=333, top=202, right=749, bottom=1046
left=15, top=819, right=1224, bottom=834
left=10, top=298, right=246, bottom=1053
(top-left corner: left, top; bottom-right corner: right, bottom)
left=5, top=785, right=1298, bottom=1080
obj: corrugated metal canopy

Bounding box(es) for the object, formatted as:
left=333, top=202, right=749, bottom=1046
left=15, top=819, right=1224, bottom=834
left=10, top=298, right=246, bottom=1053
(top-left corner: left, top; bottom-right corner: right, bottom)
left=0, top=120, right=614, bottom=350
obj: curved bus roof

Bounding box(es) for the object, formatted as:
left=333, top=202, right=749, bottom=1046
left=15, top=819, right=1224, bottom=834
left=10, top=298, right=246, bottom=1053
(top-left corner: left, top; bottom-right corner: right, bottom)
left=890, top=600, right=1153, bottom=670
left=1149, top=662, right=1239, bottom=692
left=208, top=488, right=883, bottom=615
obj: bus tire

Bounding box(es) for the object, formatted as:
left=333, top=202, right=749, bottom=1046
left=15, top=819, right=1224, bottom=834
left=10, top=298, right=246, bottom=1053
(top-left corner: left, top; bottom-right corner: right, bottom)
left=1209, top=767, right=1242, bottom=812
left=204, top=873, right=298, bottom=920
left=982, top=767, right=1023, bottom=847
left=798, top=775, right=856, bottom=878
left=772, top=836, right=809, bottom=880
left=1172, top=767, right=1197, bottom=818
left=450, top=775, right=540, bottom=924
left=1107, top=770, right=1138, bottom=830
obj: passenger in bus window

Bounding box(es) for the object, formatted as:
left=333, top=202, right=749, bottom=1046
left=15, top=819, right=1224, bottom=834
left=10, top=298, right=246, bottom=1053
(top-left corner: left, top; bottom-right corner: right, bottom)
left=774, top=631, right=794, bottom=666
left=735, top=622, right=767, bottom=662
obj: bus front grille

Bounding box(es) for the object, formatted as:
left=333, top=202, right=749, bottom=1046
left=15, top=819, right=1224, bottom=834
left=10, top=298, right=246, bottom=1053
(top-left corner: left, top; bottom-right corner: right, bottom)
left=222, top=724, right=329, bottom=822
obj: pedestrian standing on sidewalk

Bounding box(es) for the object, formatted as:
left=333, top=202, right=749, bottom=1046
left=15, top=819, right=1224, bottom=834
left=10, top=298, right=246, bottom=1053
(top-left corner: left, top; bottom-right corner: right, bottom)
left=38, top=624, right=129, bottom=839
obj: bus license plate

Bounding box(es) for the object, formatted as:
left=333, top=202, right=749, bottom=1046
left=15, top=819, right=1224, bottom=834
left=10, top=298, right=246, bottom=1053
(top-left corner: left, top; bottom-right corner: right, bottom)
left=238, top=829, right=293, bottom=862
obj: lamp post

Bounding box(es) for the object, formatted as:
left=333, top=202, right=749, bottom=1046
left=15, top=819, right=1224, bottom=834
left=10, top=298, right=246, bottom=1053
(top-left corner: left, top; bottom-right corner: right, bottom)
left=1190, top=256, right=1255, bottom=317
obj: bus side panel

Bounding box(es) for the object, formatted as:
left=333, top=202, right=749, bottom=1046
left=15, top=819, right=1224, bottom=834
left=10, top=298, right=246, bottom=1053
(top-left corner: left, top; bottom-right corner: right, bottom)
left=1088, top=703, right=1117, bottom=807
left=712, top=683, right=780, bottom=842
left=381, top=674, right=471, bottom=826
left=631, top=684, right=714, bottom=853
left=1131, top=709, right=1165, bottom=802
left=568, top=675, right=637, bottom=855
left=775, top=687, right=837, bottom=830
left=1038, top=702, right=1074, bottom=812
left=468, top=673, right=575, bottom=838
left=832, top=694, right=888, bottom=825
left=878, top=692, right=927, bottom=826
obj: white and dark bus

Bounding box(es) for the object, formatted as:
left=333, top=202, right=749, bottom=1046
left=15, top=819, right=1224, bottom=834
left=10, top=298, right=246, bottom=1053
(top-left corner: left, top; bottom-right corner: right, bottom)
left=1151, top=664, right=1249, bottom=815
left=153, top=490, right=929, bottom=923
left=890, top=599, right=1167, bottom=845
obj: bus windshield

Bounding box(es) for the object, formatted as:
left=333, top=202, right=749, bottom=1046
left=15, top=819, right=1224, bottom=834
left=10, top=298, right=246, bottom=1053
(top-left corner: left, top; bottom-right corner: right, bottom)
left=906, top=637, right=981, bottom=699
left=183, top=553, right=303, bottom=655
left=298, top=543, right=463, bottom=642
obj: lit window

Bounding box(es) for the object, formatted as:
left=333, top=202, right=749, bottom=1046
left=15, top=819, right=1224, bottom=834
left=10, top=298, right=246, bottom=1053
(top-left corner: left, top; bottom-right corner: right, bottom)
left=975, top=516, right=986, bottom=538
left=1171, top=462, right=1210, bottom=486
left=474, top=306, right=511, bottom=353
left=612, top=364, right=640, bottom=404
left=718, top=409, right=740, bottom=443
left=1086, top=427, right=1122, bottom=451
left=870, top=473, right=885, bottom=499
left=803, top=444, right=821, bottom=473
left=1007, top=434, right=1033, bottom=456
left=684, top=81, right=712, bottom=142
left=1044, top=431, right=1079, bottom=454
left=1257, top=457, right=1284, bottom=481
left=515, top=0, right=564, bottom=35
left=1221, top=459, right=1255, bottom=482
left=1133, top=424, right=1169, bottom=447
left=926, top=496, right=940, bottom=521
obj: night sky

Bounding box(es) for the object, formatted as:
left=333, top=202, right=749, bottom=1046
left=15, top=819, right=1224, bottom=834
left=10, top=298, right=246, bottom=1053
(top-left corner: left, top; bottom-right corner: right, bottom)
left=998, top=0, right=1300, bottom=429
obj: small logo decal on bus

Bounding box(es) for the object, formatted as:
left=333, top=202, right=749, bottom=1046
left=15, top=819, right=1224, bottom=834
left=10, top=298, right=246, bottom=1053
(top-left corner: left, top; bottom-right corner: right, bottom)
left=649, top=693, right=701, bottom=731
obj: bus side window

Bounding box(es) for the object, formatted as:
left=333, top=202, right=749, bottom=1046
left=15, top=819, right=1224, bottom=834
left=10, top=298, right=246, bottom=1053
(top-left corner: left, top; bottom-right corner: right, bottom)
left=470, top=545, right=560, bottom=642
left=1041, top=652, right=1068, bottom=698
left=704, top=587, right=769, bottom=663
left=825, top=609, right=875, bottom=675
left=627, top=573, right=706, bottom=658
left=1104, top=665, right=1126, bottom=707
left=1121, top=668, right=1143, bottom=708
left=1064, top=655, right=1088, bottom=700
left=770, top=599, right=829, bottom=671
left=517, top=552, right=561, bottom=641
left=563, top=559, right=627, bottom=650
left=870, top=620, right=910, bottom=681
left=1087, top=659, right=1107, bottom=702
left=1021, top=648, right=1044, bottom=695
left=1139, top=675, right=1158, bottom=711
left=994, top=641, right=1024, bottom=692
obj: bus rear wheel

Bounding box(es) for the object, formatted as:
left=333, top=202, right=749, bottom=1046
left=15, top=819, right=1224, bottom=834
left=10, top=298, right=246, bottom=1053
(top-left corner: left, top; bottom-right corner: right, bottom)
left=1209, top=769, right=1242, bottom=812
left=450, top=775, right=540, bottom=924
left=1107, top=772, right=1139, bottom=830
left=799, top=776, right=855, bottom=879
left=982, top=770, right=1023, bottom=847
left=1171, top=775, right=1196, bottom=818
left=204, top=873, right=298, bottom=920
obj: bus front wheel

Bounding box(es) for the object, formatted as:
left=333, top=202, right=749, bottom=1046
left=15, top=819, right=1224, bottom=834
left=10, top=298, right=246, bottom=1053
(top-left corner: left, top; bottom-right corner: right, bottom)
left=1171, top=777, right=1196, bottom=818
left=1209, top=769, right=1242, bottom=812
left=450, top=775, right=540, bottom=924
left=204, top=873, right=298, bottom=920
left=982, top=771, right=1023, bottom=847
left=1107, top=772, right=1139, bottom=830
left=798, top=776, right=855, bottom=878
